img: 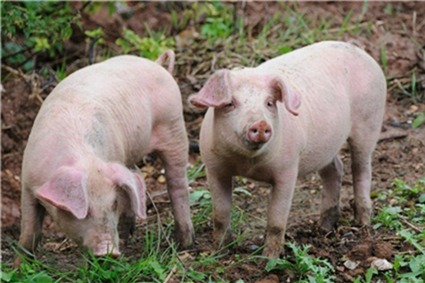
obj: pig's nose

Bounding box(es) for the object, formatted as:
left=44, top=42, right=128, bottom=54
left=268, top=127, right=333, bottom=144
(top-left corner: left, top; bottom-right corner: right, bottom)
left=92, top=242, right=121, bottom=258
left=247, top=120, right=272, bottom=144
left=93, top=249, right=121, bottom=258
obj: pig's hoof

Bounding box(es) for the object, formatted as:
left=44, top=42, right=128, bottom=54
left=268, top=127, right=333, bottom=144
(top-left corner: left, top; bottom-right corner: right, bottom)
left=319, top=207, right=340, bottom=232
left=175, top=228, right=195, bottom=249
left=262, top=246, right=283, bottom=258
left=177, top=235, right=194, bottom=249
left=354, top=207, right=372, bottom=226
left=213, top=230, right=233, bottom=248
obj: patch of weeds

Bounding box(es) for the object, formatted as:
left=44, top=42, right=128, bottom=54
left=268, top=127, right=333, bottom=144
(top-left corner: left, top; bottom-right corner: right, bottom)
left=1, top=254, right=72, bottom=283
left=367, top=178, right=425, bottom=282
left=116, top=28, right=175, bottom=60
left=391, top=69, right=425, bottom=103
left=199, top=1, right=234, bottom=42
left=354, top=267, right=379, bottom=283
left=266, top=242, right=335, bottom=283
left=1, top=1, right=81, bottom=71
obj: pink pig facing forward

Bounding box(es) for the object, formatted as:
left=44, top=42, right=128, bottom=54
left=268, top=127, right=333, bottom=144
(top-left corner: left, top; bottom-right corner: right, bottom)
left=16, top=51, right=193, bottom=264
left=189, top=41, right=386, bottom=258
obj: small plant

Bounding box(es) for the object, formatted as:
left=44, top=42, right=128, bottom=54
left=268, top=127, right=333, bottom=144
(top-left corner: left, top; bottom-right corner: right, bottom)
left=1, top=2, right=81, bottom=71
left=116, top=28, right=175, bottom=60
left=412, top=111, right=425, bottom=129
left=367, top=178, right=425, bottom=282
left=199, top=1, right=234, bottom=41
left=266, top=242, right=335, bottom=283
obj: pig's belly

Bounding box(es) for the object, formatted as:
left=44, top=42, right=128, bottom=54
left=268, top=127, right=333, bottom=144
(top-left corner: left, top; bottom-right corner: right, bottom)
left=297, top=135, right=348, bottom=176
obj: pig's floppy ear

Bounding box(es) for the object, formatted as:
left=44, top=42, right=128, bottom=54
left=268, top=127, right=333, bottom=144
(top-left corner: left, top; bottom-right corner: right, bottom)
left=269, top=77, right=301, bottom=116
left=189, top=69, right=232, bottom=109
left=108, top=163, right=147, bottom=219
left=36, top=167, right=89, bottom=220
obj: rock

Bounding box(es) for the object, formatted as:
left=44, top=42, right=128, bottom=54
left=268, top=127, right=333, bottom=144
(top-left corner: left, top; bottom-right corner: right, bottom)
left=344, top=260, right=359, bottom=270
left=371, top=258, right=393, bottom=271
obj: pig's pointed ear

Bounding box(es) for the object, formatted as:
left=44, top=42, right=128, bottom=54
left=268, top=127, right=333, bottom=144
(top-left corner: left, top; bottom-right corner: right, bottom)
left=270, top=77, right=301, bottom=116
left=108, top=163, right=147, bottom=219
left=155, top=49, right=175, bottom=74
left=188, top=69, right=232, bottom=109
left=36, top=167, right=89, bottom=220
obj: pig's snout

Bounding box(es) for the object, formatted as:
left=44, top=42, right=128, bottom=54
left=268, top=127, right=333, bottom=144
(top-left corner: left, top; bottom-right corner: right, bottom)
left=92, top=241, right=121, bottom=258
left=247, top=120, right=272, bottom=144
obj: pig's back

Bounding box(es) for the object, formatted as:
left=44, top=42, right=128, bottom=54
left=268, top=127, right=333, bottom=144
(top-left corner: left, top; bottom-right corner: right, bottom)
left=259, top=41, right=386, bottom=175
left=23, top=56, right=182, bottom=184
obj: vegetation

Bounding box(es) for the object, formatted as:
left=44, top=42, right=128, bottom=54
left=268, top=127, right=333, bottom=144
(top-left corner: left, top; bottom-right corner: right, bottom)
left=1, top=1, right=81, bottom=71
left=357, top=178, right=425, bottom=283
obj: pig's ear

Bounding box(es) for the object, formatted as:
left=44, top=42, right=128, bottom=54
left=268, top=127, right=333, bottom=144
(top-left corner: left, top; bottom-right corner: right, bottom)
left=36, top=167, right=89, bottom=220
left=108, top=163, right=147, bottom=219
left=155, top=49, right=175, bottom=74
left=269, top=77, right=301, bottom=116
left=188, top=70, right=232, bottom=109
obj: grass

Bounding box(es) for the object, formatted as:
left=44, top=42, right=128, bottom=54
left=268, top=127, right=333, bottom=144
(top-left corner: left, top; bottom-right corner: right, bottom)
left=4, top=175, right=424, bottom=282
left=364, top=178, right=425, bottom=283
left=266, top=243, right=335, bottom=283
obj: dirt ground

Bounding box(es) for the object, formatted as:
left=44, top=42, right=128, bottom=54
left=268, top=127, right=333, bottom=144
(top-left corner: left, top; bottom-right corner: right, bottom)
left=1, top=2, right=424, bottom=282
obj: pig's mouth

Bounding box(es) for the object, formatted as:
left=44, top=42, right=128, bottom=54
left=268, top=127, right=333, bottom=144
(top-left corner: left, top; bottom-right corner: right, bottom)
left=242, top=138, right=268, bottom=151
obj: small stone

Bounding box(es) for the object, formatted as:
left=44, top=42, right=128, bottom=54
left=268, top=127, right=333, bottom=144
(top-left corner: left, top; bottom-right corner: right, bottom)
left=157, top=175, right=166, bottom=184
left=248, top=244, right=260, bottom=251
left=371, top=258, right=393, bottom=271
left=344, top=260, right=359, bottom=270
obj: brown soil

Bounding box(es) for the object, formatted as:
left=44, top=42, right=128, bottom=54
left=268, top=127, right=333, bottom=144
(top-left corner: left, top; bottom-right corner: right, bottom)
left=1, top=2, right=424, bottom=282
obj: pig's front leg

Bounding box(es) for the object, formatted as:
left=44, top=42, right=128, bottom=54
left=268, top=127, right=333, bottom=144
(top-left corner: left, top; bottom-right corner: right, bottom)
left=263, top=167, right=298, bottom=258
left=208, top=168, right=233, bottom=247
left=118, top=212, right=136, bottom=243
left=14, top=187, right=46, bottom=267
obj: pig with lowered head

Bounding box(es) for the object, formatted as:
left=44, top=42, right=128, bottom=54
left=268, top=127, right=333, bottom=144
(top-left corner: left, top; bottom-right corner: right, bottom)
left=189, top=41, right=386, bottom=258
left=16, top=50, right=194, bottom=265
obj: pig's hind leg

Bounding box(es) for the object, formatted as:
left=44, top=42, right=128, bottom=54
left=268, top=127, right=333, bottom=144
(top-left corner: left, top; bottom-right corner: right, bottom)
left=156, top=126, right=194, bottom=249
left=318, top=156, right=343, bottom=231
left=347, top=122, right=381, bottom=226
left=14, top=187, right=46, bottom=267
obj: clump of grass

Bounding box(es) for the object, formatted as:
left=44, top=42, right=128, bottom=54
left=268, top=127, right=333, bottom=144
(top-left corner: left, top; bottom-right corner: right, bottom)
left=116, top=28, right=175, bottom=60
left=266, top=242, right=335, bottom=283
left=1, top=1, right=81, bottom=71
left=366, top=178, right=425, bottom=282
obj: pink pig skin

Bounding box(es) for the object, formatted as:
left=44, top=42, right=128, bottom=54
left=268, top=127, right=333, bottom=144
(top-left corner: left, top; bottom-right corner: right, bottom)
left=189, top=41, right=386, bottom=258
left=16, top=51, right=194, bottom=265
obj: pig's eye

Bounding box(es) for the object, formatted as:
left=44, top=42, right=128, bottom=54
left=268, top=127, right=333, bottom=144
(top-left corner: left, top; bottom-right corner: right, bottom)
left=225, top=102, right=234, bottom=108
left=266, top=100, right=274, bottom=108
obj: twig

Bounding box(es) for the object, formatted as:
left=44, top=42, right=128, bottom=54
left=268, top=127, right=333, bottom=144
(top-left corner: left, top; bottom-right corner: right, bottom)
left=400, top=218, right=422, bottom=234
left=163, top=265, right=177, bottom=283
left=378, top=129, right=408, bottom=142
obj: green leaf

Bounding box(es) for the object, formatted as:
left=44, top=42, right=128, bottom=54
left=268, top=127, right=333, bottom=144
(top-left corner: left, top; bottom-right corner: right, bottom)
left=364, top=267, right=378, bottom=283
left=412, top=112, right=425, bottom=128
left=190, top=189, right=210, bottom=204
left=0, top=270, right=17, bottom=282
